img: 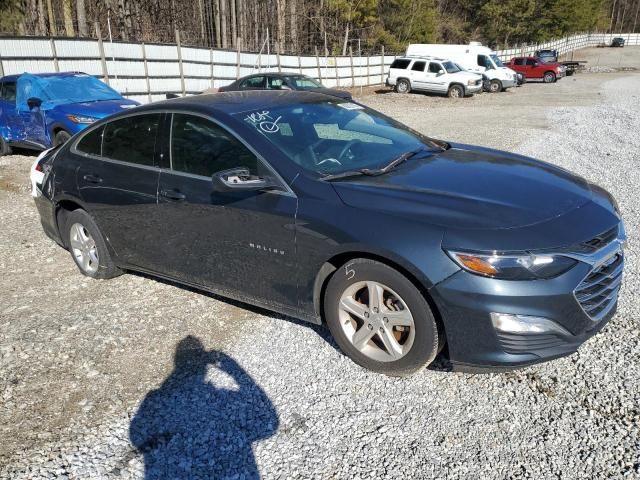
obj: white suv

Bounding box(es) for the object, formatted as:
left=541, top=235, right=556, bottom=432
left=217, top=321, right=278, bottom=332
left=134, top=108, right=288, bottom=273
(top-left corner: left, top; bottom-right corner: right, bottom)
left=386, top=56, right=483, bottom=98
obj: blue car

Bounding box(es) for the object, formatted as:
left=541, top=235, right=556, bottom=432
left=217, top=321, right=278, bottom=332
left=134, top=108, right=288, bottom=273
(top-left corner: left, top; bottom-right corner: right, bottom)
left=0, top=72, right=138, bottom=155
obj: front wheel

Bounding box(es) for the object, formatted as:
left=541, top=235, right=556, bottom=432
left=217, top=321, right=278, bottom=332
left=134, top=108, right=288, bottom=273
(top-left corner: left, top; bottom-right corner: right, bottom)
left=54, top=130, right=72, bottom=146
left=489, top=79, right=502, bottom=93
left=448, top=84, right=464, bottom=98
left=395, top=79, right=411, bottom=94
left=543, top=71, right=556, bottom=83
left=63, top=209, right=122, bottom=279
left=324, top=259, right=440, bottom=376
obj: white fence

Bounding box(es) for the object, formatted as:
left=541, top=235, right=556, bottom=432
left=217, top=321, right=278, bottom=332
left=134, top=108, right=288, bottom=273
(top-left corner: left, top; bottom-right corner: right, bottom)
left=0, top=32, right=638, bottom=104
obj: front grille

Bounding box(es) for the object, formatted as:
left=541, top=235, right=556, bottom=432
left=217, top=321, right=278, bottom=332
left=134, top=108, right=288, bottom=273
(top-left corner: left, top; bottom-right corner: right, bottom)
left=575, top=252, right=623, bottom=321
left=580, top=226, right=619, bottom=253
left=496, top=332, right=566, bottom=354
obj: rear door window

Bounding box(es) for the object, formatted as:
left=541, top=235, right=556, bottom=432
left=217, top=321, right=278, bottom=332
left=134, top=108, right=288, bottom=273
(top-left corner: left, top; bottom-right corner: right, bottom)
left=526, top=58, right=537, bottom=66
left=0, top=81, right=16, bottom=102
left=170, top=113, right=260, bottom=177
left=102, top=114, right=161, bottom=166
left=514, top=58, right=525, bottom=66
left=75, top=126, right=104, bottom=156
left=411, top=61, right=426, bottom=72
left=390, top=59, right=411, bottom=70
left=240, top=76, right=266, bottom=89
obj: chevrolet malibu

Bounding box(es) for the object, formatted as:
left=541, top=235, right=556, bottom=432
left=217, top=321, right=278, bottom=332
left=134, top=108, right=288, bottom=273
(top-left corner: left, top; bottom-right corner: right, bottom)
left=32, top=91, right=625, bottom=376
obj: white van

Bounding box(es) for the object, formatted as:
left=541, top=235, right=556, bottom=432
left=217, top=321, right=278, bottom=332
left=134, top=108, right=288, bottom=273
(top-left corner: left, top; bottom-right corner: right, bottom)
left=406, top=42, right=517, bottom=92
left=386, top=56, right=483, bottom=98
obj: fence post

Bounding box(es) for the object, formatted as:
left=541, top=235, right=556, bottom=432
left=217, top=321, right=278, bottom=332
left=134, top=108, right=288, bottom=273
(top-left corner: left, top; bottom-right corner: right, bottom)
left=210, top=48, right=215, bottom=87
left=236, top=38, right=241, bottom=79
left=349, top=46, right=355, bottom=87
left=334, top=55, right=339, bottom=87
left=95, top=22, right=109, bottom=85
left=315, top=46, right=322, bottom=82
left=50, top=38, right=59, bottom=72
left=298, top=54, right=303, bottom=75
left=277, top=47, right=282, bottom=73
left=0, top=53, right=4, bottom=77
left=141, top=42, right=151, bottom=103
left=175, top=29, right=186, bottom=96
left=380, top=46, right=385, bottom=85
left=366, top=53, right=370, bottom=87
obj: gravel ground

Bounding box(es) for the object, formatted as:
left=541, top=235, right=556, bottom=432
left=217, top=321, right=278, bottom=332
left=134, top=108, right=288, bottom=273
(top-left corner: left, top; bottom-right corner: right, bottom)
left=1, top=48, right=639, bottom=479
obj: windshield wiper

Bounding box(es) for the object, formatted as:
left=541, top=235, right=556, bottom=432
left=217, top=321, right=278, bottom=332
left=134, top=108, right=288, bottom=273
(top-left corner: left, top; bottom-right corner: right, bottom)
left=321, top=147, right=427, bottom=182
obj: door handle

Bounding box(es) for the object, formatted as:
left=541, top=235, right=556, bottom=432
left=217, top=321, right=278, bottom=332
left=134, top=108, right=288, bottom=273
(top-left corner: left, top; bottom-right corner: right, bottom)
left=82, top=174, right=103, bottom=184
left=160, top=189, right=186, bottom=201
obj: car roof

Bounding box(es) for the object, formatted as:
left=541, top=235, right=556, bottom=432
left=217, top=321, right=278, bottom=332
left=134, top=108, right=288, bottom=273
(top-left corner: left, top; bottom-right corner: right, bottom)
left=242, top=72, right=308, bottom=79
left=0, top=71, right=87, bottom=82
left=133, top=90, right=343, bottom=117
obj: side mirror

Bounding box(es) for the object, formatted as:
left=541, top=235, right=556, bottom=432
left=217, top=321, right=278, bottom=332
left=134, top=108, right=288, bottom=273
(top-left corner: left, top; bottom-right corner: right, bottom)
left=211, top=167, right=280, bottom=192
left=166, top=93, right=179, bottom=99
left=280, top=84, right=292, bottom=90
left=437, top=70, right=445, bottom=76
left=27, top=97, right=42, bottom=110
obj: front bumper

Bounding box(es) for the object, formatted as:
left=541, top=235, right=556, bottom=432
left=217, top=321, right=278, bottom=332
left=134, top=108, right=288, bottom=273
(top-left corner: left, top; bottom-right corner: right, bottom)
left=501, top=78, right=517, bottom=89
left=430, top=244, right=623, bottom=370
left=465, top=83, right=483, bottom=94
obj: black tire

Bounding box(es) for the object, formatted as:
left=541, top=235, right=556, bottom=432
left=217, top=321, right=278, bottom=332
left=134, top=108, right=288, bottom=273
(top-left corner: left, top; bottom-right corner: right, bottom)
left=63, top=209, right=122, bottom=279
left=395, top=79, right=411, bottom=94
left=543, top=71, right=556, bottom=83
left=324, top=258, right=439, bottom=376
left=448, top=84, right=464, bottom=98
left=489, top=79, right=502, bottom=93
left=54, top=130, right=72, bottom=146
left=0, top=136, right=12, bottom=156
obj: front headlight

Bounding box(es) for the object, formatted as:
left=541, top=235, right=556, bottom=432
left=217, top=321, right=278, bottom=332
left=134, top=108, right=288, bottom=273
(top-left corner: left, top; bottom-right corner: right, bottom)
left=66, top=114, right=98, bottom=124
left=446, top=250, right=577, bottom=280
left=467, top=79, right=476, bottom=86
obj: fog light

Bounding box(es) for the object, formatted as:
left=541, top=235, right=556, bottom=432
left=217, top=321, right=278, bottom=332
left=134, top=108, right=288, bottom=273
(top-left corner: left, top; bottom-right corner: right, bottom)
left=490, top=313, right=570, bottom=335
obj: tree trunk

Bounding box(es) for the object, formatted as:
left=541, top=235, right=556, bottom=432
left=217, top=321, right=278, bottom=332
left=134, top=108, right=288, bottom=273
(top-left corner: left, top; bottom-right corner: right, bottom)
left=220, top=0, right=228, bottom=48
left=289, top=0, right=297, bottom=52
left=215, top=0, right=222, bottom=47
left=36, top=0, right=47, bottom=35
left=76, top=0, right=87, bottom=36
left=276, top=0, right=286, bottom=53
left=62, top=0, right=75, bottom=36
left=342, top=22, right=350, bottom=56
left=46, top=0, right=57, bottom=35
left=230, top=0, right=237, bottom=48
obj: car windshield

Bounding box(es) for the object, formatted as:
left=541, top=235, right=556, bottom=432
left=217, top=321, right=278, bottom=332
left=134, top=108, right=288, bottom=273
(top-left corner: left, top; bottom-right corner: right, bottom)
left=287, top=76, right=322, bottom=89
left=490, top=54, right=505, bottom=68
left=235, top=100, right=443, bottom=175
left=443, top=61, right=461, bottom=73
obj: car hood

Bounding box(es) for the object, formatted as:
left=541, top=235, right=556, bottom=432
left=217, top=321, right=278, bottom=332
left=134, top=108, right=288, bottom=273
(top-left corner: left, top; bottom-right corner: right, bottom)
left=56, top=98, right=139, bottom=119
left=332, top=143, right=600, bottom=229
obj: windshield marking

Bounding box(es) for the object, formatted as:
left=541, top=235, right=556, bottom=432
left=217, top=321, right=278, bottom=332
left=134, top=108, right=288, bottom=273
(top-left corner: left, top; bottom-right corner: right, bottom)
left=244, top=110, right=282, bottom=134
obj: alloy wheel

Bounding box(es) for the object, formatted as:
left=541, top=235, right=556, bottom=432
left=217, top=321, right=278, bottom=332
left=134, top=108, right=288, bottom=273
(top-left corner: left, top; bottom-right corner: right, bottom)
left=338, top=281, right=415, bottom=362
left=69, top=223, right=99, bottom=274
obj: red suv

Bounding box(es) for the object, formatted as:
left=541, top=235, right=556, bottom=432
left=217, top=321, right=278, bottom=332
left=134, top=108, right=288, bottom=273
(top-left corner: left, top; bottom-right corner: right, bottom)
left=507, top=57, right=565, bottom=83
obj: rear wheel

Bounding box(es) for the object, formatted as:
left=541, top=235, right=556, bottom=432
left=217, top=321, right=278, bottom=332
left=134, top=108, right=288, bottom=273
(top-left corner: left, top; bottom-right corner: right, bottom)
left=54, top=130, right=71, bottom=146
left=63, top=209, right=122, bottom=279
left=448, top=84, right=464, bottom=98
left=543, top=71, right=556, bottom=83
left=324, top=259, right=440, bottom=376
left=0, top=136, right=12, bottom=156
left=395, top=79, right=411, bottom=94
left=489, top=79, right=502, bottom=93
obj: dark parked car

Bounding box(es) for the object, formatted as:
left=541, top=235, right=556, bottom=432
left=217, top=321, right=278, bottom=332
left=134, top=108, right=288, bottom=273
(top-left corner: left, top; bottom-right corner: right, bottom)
left=535, top=49, right=559, bottom=63
left=32, top=91, right=625, bottom=376
left=218, top=73, right=352, bottom=100
left=611, top=37, right=625, bottom=47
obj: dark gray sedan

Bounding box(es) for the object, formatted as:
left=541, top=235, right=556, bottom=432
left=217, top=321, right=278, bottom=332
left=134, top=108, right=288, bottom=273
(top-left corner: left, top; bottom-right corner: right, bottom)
left=218, top=73, right=352, bottom=100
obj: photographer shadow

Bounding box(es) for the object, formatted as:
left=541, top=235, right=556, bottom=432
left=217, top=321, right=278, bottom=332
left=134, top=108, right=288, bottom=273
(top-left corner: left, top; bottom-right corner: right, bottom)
left=129, top=336, right=278, bottom=479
